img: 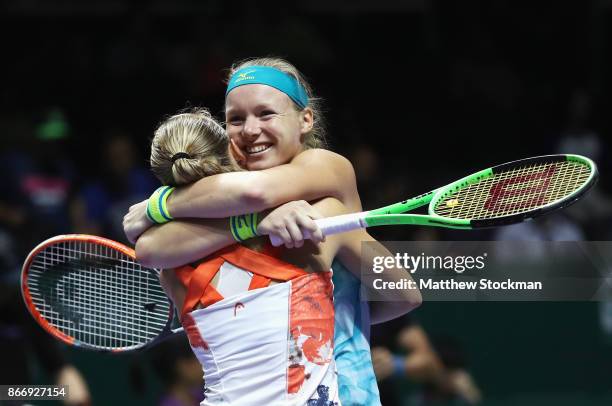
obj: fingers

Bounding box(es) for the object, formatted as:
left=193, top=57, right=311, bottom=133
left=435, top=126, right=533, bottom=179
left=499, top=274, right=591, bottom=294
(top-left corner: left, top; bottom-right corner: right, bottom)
left=276, top=208, right=323, bottom=248
left=257, top=200, right=326, bottom=248
left=295, top=214, right=324, bottom=244
left=285, top=219, right=304, bottom=248
left=269, top=234, right=284, bottom=247
left=229, top=138, right=247, bottom=168
left=122, top=214, right=136, bottom=245
left=273, top=228, right=294, bottom=248
left=128, top=199, right=148, bottom=212
left=123, top=211, right=139, bottom=245
left=300, top=201, right=323, bottom=220
left=122, top=199, right=152, bottom=244
left=273, top=213, right=306, bottom=248
left=291, top=200, right=324, bottom=243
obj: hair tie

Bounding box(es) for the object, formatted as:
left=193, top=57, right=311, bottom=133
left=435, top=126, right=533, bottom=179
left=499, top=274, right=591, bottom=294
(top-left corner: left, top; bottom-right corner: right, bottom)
left=171, top=152, right=191, bottom=162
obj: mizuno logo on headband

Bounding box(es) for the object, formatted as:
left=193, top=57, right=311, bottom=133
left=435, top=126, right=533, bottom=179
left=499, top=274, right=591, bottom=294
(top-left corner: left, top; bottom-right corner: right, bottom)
left=235, top=70, right=256, bottom=81
left=226, top=66, right=309, bottom=109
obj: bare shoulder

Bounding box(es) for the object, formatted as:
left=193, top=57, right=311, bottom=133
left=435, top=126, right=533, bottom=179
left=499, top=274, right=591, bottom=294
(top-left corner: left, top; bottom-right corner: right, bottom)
left=293, top=149, right=356, bottom=177
left=293, top=149, right=360, bottom=210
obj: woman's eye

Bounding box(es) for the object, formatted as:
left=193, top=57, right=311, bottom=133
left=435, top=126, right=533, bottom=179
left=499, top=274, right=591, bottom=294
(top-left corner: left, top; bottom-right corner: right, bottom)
left=261, top=110, right=276, bottom=117
left=228, top=117, right=243, bottom=125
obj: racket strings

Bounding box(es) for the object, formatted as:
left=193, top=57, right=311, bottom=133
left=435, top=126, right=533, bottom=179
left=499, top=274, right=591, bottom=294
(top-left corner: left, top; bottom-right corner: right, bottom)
left=433, top=161, right=591, bottom=219
left=26, top=241, right=170, bottom=350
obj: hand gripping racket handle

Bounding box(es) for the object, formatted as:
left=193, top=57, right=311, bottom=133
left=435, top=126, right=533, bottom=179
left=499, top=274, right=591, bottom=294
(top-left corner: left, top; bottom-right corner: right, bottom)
left=269, top=212, right=368, bottom=247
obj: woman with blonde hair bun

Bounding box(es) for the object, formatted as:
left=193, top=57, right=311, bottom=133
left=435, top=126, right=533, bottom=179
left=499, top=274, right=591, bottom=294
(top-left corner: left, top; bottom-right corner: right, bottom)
left=150, top=108, right=235, bottom=186
left=125, top=57, right=421, bottom=406
left=147, top=107, right=343, bottom=405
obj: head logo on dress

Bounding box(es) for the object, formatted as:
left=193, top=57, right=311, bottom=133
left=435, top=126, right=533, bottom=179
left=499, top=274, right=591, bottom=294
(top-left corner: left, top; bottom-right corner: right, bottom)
left=234, top=302, right=245, bottom=317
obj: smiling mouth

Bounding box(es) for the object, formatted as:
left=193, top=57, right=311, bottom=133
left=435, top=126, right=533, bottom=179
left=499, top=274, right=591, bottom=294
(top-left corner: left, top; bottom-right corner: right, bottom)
left=246, top=144, right=272, bottom=155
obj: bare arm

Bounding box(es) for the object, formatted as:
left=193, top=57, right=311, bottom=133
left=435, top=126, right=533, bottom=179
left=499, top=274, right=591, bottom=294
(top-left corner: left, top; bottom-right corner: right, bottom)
left=167, top=149, right=361, bottom=217
left=137, top=197, right=422, bottom=320
left=135, top=219, right=233, bottom=268
left=336, top=231, right=422, bottom=324
left=126, top=149, right=360, bottom=263
left=136, top=202, right=325, bottom=268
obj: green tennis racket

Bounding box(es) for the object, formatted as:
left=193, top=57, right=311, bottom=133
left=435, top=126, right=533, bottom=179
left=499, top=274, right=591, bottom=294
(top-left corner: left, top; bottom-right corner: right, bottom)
left=270, top=154, right=597, bottom=245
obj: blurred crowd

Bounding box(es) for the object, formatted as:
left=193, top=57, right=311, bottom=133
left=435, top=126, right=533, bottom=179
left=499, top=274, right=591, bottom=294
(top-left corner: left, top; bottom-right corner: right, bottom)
left=2, top=1, right=612, bottom=405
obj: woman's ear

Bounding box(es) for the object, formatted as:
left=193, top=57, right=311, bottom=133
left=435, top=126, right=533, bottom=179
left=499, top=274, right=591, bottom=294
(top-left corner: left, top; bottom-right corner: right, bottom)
left=229, top=138, right=247, bottom=169
left=299, top=108, right=314, bottom=135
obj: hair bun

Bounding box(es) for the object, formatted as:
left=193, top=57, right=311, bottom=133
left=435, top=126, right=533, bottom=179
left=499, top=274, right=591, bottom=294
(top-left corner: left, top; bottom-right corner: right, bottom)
left=199, top=159, right=223, bottom=176
left=171, top=152, right=191, bottom=162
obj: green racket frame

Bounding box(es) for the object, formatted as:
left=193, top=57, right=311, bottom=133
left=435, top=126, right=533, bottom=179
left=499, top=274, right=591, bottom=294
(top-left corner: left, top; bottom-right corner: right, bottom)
left=269, top=154, right=597, bottom=245
left=364, top=154, right=597, bottom=230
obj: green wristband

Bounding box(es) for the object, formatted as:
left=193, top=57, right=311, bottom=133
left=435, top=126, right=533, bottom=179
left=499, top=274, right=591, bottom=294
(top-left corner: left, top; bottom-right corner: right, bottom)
left=146, top=186, right=176, bottom=224
left=230, top=212, right=260, bottom=242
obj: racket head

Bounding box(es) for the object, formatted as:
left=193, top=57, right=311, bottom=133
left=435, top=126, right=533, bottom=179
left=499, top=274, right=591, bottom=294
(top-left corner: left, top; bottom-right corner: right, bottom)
left=21, top=234, right=175, bottom=352
left=429, top=154, right=598, bottom=228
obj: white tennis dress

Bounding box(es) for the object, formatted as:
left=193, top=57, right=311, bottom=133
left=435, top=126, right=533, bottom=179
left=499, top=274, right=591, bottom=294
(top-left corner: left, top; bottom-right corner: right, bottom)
left=175, top=244, right=341, bottom=406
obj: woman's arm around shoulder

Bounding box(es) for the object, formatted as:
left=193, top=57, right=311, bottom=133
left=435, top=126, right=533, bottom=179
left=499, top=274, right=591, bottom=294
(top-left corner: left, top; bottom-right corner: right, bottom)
left=167, top=148, right=361, bottom=218
left=135, top=218, right=233, bottom=268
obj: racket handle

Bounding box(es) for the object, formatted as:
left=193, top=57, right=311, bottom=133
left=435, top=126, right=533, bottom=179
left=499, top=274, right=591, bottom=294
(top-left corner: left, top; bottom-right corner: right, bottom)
left=269, top=212, right=367, bottom=246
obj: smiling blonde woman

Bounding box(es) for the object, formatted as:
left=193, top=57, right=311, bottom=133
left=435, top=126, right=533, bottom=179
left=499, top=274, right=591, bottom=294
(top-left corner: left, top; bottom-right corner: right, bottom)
left=124, top=58, right=421, bottom=406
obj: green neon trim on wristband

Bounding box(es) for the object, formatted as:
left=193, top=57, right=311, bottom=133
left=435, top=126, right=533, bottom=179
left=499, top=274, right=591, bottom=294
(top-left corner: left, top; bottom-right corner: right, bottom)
left=157, top=187, right=172, bottom=221
left=146, top=186, right=176, bottom=224
left=146, top=203, right=155, bottom=224
left=230, top=212, right=259, bottom=242
left=230, top=215, right=242, bottom=242
left=249, top=212, right=257, bottom=237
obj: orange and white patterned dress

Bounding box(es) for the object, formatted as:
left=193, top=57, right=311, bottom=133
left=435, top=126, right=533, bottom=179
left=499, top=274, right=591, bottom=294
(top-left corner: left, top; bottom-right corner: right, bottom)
left=175, top=244, right=340, bottom=406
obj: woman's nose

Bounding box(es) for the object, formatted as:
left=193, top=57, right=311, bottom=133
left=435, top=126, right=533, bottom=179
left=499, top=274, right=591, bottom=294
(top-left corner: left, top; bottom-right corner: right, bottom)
left=241, top=116, right=261, bottom=141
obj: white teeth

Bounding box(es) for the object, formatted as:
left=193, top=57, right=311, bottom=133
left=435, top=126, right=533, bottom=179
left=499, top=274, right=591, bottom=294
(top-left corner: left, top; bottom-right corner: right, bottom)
left=246, top=145, right=270, bottom=154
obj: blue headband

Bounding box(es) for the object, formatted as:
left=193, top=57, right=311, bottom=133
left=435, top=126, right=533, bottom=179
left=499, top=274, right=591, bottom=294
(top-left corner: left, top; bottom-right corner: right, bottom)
left=226, top=66, right=309, bottom=109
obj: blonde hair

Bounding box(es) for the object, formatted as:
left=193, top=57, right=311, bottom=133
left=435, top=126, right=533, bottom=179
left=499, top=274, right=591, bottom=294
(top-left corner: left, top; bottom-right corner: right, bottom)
left=226, top=57, right=327, bottom=150
left=150, top=108, right=235, bottom=186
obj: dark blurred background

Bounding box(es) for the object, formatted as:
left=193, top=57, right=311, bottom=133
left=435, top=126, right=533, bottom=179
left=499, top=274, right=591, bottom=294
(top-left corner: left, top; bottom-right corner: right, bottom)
left=1, top=0, right=612, bottom=405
